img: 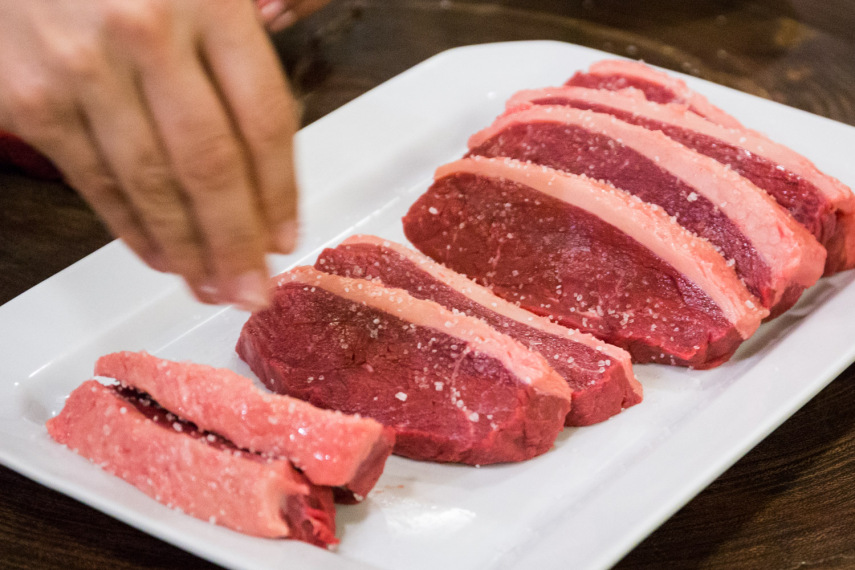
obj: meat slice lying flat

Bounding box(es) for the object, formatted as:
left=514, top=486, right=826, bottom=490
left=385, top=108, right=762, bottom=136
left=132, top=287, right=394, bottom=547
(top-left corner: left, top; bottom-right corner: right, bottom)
left=95, top=351, right=395, bottom=503
left=565, top=59, right=743, bottom=128
left=315, top=235, right=641, bottom=427
left=505, top=86, right=855, bottom=276
left=47, top=381, right=337, bottom=546
left=403, top=156, right=769, bottom=369
left=467, top=106, right=825, bottom=316
left=237, top=266, right=572, bottom=464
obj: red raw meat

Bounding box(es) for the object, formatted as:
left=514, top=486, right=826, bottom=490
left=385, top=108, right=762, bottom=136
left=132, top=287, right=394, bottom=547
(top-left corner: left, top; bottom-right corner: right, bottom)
left=565, top=59, right=743, bottom=128
left=46, top=380, right=338, bottom=546
left=95, top=351, right=395, bottom=503
left=505, top=86, right=855, bottom=276
left=315, top=235, right=641, bottom=426
left=237, top=266, right=573, bottom=464
left=467, top=106, right=826, bottom=316
left=403, top=156, right=768, bottom=369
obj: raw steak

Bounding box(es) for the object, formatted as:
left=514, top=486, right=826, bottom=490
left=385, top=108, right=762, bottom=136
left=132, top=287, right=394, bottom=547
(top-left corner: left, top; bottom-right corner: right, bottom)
left=95, top=351, right=395, bottom=503
left=467, top=106, right=825, bottom=317
left=505, top=86, right=855, bottom=275
left=403, top=156, right=768, bottom=368
left=565, top=59, right=743, bottom=128
left=47, top=380, right=338, bottom=546
left=237, top=266, right=573, bottom=464
left=315, top=234, right=641, bottom=426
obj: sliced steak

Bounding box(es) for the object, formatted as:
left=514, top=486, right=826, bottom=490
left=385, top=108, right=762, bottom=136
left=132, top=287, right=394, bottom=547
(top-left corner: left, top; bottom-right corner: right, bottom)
left=95, top=351, right=395, bottom=503
left=505, top=86, right=855, bottom=275
left=565, top=59, right=743, bottom=128
left=403, top=156, right=768, bottom=368
left=237, top=266, right=572, bottom=465
left=315, top=235, right=641, bottom=426
left=46, top=380, right=338, bottom=546
left=467, top=106, right=825, bottom=316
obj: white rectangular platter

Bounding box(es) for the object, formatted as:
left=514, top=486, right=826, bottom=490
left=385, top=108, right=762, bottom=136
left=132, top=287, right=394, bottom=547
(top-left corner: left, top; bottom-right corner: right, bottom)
left=2, top=40, right=855, bottom=570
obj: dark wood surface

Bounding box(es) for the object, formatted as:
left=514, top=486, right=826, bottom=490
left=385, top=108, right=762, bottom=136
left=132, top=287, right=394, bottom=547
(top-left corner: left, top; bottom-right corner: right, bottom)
left=1, top=1, right=854, bottom=568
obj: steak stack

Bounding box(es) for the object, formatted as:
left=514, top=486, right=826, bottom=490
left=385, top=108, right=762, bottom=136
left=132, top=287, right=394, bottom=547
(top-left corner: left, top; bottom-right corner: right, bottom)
left=403, top=156, right=767, bottom=368
left=466, top=105, right=826, bottom=316
left=403, top=59, right=854, bottom=368
left=314, top=234, right=641, bottom=426
left=237, top=266, right=573, bottom=464
left=504, top=84, right=855, bottom=275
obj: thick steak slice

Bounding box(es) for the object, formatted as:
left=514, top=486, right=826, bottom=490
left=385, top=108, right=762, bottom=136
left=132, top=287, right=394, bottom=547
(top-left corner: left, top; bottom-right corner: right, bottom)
left=403, top=157, right=768, bottom=368
left=315, top=235, right=641, bottom=427
left=467, top=106, right=825, bottom=317
left=46, top=380, right=337, bottom=546
left=505, top=86, right=855, bottom=276
left=565, top=59, right=743, bottom=128
left=237, top=266, right=572, bottom=465
left=95, top=351, right=394, bottom=503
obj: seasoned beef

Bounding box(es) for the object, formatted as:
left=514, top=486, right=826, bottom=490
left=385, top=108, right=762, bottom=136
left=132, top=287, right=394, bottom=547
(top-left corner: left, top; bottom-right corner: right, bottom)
left=315, top=235, right=641, bottom=426
left=237, top=266, right=572, bottom=464
left=95, top=351, right=394, bottom=503
left=403, top=157, right=767, bottom=368
left=467, top=106, right=825, bottom=316
left=505, top=86, right=855, bottom=275
left=565, top=59, right=743, bottom=128
left=46, top=380, right=338, bottom=546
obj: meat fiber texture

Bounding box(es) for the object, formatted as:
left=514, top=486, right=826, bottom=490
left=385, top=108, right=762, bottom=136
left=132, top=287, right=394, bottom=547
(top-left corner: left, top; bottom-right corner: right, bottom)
left=46, top=380, right=338, bottom=547
left=467, top=105, right=826, bottom=317
left=314, top=234, right=641, bottom=427
left=565, top=59, right=743, bottom=129
left=95, top=351, right=395, bottom=503
left=236, top=266, right=573, bottom=465
left=504, top=85, right=855, bottom=276
left=403, top=156, right=768, bottom=369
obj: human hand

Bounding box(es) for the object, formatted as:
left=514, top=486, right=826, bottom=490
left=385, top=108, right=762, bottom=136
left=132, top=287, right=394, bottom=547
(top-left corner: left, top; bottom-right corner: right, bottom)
left=256, top=0, right=333, bottom=31
left=0, top=0, right=300, bottom=311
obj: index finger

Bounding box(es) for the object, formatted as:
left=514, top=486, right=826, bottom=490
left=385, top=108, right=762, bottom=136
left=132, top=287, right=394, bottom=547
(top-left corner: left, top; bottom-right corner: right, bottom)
left=198, top=0, right=301, bottom=254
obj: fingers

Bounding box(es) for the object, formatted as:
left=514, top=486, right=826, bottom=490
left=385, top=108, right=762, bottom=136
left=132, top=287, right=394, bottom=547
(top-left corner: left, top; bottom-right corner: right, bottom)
left=69, top=50, right=215, bottom=299
left=17, top=103, right=175, bottom=284
left=115, top=5, right=271, bottom=310
left=199, top=0, right=300, bottom=253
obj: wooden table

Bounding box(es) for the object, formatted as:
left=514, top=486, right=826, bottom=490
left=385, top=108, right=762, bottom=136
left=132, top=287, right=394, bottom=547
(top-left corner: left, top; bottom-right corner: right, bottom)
left=1, top=1, right=854, bottom=567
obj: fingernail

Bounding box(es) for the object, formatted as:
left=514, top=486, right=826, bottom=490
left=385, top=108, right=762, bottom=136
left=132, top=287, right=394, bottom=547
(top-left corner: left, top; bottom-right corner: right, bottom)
left=231, top=270, right=270, bottom=312
left=269, top=9, right=298, bottom=31
left=258, top=0, right=287, bottom=22
left=276, top=219, right=299, bottom=253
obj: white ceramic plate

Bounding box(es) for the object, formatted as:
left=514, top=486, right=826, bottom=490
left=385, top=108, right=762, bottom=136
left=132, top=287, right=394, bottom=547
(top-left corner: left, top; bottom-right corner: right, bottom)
left=2, top=41, right=855, bottom=570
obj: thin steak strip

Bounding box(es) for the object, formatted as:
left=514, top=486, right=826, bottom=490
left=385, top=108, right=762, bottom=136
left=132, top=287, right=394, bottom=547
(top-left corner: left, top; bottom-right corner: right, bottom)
left=315, top=234, right=641, bottom=427
left=565, top=59, right=743, bottom=128
left=403, top=156, right=768, bottom=369
left=95, top=351, right=395, bottom=503
left=467, top=106, right=825, bottom=317
left=237, top=266, right=572, bottom=465
left=505, top=86, right=855, bottom=275
left=47, top=380, right=337, bottom=546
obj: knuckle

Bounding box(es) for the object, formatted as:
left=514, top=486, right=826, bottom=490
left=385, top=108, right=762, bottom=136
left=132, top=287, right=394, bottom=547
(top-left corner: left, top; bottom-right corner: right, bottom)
left=178, top=131, right=245, bottom=196
left=103, top=0, right=173, bottom=49
left=52, top=38, right=104, bottom=82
